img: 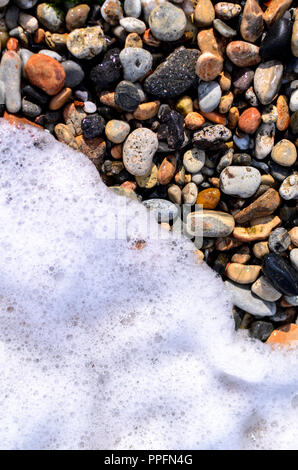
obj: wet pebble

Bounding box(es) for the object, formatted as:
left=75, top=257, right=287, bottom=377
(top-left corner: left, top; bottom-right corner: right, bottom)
left=123, top=127, right=158, bottom=176
left=198, top=81, right=221, bottom=114
left=225, top=281, right=276, bottom=317
left=149, top=2, right=186, bottom=41
left=115, top=80, right=140, bottom=112
left=120, top=47, right=153, bottom=82
left=263, top=253, right=298, bottom=296
left=254, top=60, right=283, bottom=105
left=143, top=198, right=178, bottom=222
left=220, top=166, right=261, bottom=198
left=271, top=139, right=297, bottom=167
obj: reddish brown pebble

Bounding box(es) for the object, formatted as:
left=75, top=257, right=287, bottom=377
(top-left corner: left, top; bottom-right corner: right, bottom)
left=196, top=52, right=223, bottom=81
left=200, top=111, right=227, bottom=125
left=157, top=156, right=177, bottom=185
left=196, top=188, right=220, bottom=209
left=121, top=181, right=137, bottom=191
left=4, top=111, right=42, bottom=129
left=234, top=188, right=281, bottom=224
left=49, top=88, right=72, bottom=110
left=263, top=0, right=293, bottom=27
left=111, top=144, right=123, bottom=160
left=6, top=38, right=18, bottom=51
left=197, top=28, right=224, bottom=58
left=34, top=28, right=45, bottom=44
left=184, top=112, right=205, bottom=130
left=25, top=54, right=66, bottom=96
left=226, top=41, right=261, bottom=67
left=240, top=0, right=264, bottom=43
left=238, top=107, right=261, bottom=134
left=276, top=95, right=290, bottom=131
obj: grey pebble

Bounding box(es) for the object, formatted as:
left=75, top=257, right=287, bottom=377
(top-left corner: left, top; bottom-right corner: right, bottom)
left=198, top=81, right=221, bottom=113
left=14, top=0, right=38, bottom=8
left=149, top=1, right=186, bottom=41
left=120, top=17, right=146, bottom=34
left=143, top=198, right=178, bottom=222
left=39, top=50, right=63, bottom=62
left=21, top=97, right=41, bottom=118
left=0, top=51, right=21, bottom=114
left=120, top=47, right=153, bottom=83
left=268, top=228, right=291, bottom=253
left=123, top=127, right=158, bottom=176
left=124, top=0, right=141, bottom=18
left=225, top=281, right=276, bottom=317
left=213, top=18, right=237, bottom=38
left=5, top=6, right=19, bottom=30
left=62, top=60, right=85, bottom=87
left=37, top=3, right=64, bottom=33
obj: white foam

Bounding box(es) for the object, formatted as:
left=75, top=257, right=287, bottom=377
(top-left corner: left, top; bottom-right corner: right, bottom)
left=0, top=120, right=297, bottom=450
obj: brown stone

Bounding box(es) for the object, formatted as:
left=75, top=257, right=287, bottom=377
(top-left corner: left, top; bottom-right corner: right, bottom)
left=99, top=91, right=122, bottom=110
left=276, top=95, right=290, bottom=132
left=267, top=324, right=298, bottom=348
left=197, top=27, right=224, bottom=58
left=215, top=236, right=242, bottom=251
left=238, top=107, right=261, bottom=134
left=219, top=70, right=232, bottom=92
left=125, top=32, right=143, bottom=48
left=226, top=41, right=261, bottom=67
left=253, top=241, right=269, bottom=259
left=263, top=0, right=293, bottom=27
left=63, top=103, right=86, bottom=136
left=228, top=107, right=239, bottom=129
left=54, top=123, right=78, bottom=149
left=3, top=111, right=43, bottom=129
left=234, top=189, right=281, bottom=224
left=184, top=112, right=205, bottom=130
left=200, top=111, right=227, bottom=125
left=25, top=54, right=65, bottom=96
left=233, top=215, right=281, bottom=242
left=157, top=156, right=176, bottom=185
left=66, top=4, right=91, bottom=31
left=226, top=263, right=261, bottom=284
left=7, top=37, right=18, bottom=51
left=240, top=0, right=263, bottom=43
left=289, top=227, right=298, bottom=247
left=111, top=144, right=123, bottom=160
left=196, top=188, right=220, bottom=209
left=76, top=134, right=106, bottom=168
left=194, top=0, right=215, bottom=27
left=34, top=28, right=45, bottom=44
left=133, top=101, right=160, bottom=120
left=196, top=52, right=223, bottom=81
left=218, top=92, right=233, bottom=114
left=49, top=87, right=72, bottom=110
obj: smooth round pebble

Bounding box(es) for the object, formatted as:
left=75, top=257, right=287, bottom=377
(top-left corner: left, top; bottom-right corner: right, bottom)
left=183, top=148, right=205, bottom=173
left=123, top=128, right=158, bottom=176
left=105, top=120, right=130, bottom=144
left=119, top=47, right=153, bottom=82
left=198, top=81, right=222, bottom=113
left=149, top=2, right=187, bottom=42
left=220, top=166, right=261, bottom=198
left=271, top=139, right=297, bottom=167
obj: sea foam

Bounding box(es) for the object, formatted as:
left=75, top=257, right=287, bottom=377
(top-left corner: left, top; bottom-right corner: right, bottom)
left=0, top=120, right=297, bottom=450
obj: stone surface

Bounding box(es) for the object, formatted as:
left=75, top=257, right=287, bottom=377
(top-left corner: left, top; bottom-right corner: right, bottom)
left=0, top=51, right=21, bottom=113
left=157, top=155, right=176, bottom=185
left=105, top=120, right=130, bottom=144
left=198, top=81, right=221, bottom=114
left=62, top=60, right=84, bottom=88
left=271, top=139, right=297, bottom=167
left=226, top=41, right=261, bottom=67
left=25, top=54, right=65, bottom=96
left=268, top=227, right=291, bottom=253
left=136, top=164, right=158, bottom=188
left=267, top=324, right=298, bottom=347
left=263, top=0, right=293, bottom=27
left=225, top=281, right=276, bottom=317
left=254, top=61, right=283, bottom=105
left=114, top=81, right=140, bottom=112
left=240, top=0, right=263, bottom=43
left=220, top=166, right=261, bottom=198
left=213, top=19, right=236, bottom=38
left=143, top=198, right=178, bottom=222
left=36, top=3, right=64, bottom=33
left=133, top=101, right=160, bottom=120
left=182, top=182, right=198, bottom=205
left=290, top=249, right=298, bottom=271
left=67, top=26, right=105, bottom=60
left=279, top=173, right=298, bottom=200
left=255, top=122, right=275, bottom=160
left=238, top=107, right=261, bottom=134
left=276, top=95, right=290, bottom=131
left=233, top=215, right=281, bottom=242
left=226, top=263, right=261, bottom=284
left=123, top=128, right=158, bottom=176
left=149, top=2, right=186, bottom=41
left=193, top=124, right=232, bottom=149
left=249, top=321, right=274, bottom=342
left=234, top=188, right=281, bottom=224
left=196, top=188, right=220, bottom=209
left=183, top=148, right=205, bottom=173
left=66, top=4, right=90, bottom=31
left=81, top=114, right=105, bottom=140
left=144, top=47, right=199, bottom=99
left=196, top=52, right=223, bottom=82
left=119, top=47, right=153, bottom=82
left=101, top=0, right=123, bottom=25
left=263, top=253, right=298, bottom=296
left=186, top=210, right=235, bottom=237
left=194, top=0, right=215, bottom=27
left=260, top=13, right=292, bottom=61
left=252, top=275, right=282, bottom=302
left=214, top=2, right=241, bottom=21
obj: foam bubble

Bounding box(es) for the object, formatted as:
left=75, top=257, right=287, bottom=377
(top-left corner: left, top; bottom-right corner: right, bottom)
left=0, top=120, right=297, bottom=450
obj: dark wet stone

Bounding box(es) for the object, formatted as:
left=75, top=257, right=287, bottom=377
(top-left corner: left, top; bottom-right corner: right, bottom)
left=249, top=321, right=274, bottom=342
left=114, top=80, right=140, bottom=112
left=263, top=253, right=298, bottom=296
left=193, top=125, right=232, bottom=150
left=159, top=107, right=184, bottom=150
left=268, top=160, right=291, bottom=182
left=268, top=227, right=291, bottom=253
left=144, top=47, right=199, bottom=99
left=232, top=68, right=254, bottom=92
left=260, top=13, right=292, bottom=61
left=233, top=153, right=252, bottom=166
left=81, top=114, right=105, bottom=140
left=90, top=48, right=122, bottom=89
left=21, top=97, right=41, bottom=118
left=22, top=84, right=49, bottom=106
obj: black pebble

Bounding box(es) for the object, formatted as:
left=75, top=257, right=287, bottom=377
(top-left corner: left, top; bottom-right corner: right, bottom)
left=160, top=109, right=185, bottom=150
left=114, top=81, right=140, bottom=112
left=81, top=114, right=106, bottom=140
left=263, top=253, right=298, bottom=296
left=260, top=13, right=293, bottom=61
left=22, top=84, right=49, bottom=106
left=90, top=48, right=122, bottom=89
left=249, top=321, right=274, bottom=342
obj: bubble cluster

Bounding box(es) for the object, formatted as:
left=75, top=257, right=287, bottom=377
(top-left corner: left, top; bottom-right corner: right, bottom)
left=0, top=121, right=297, bottom=450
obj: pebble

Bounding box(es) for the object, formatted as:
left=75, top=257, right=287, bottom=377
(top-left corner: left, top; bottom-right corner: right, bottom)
left=292, top=9, right=298, bottom=57
left=115, top=80, right=140, bottom=112
left=198, top=81, right=221, bottom=114
left=238, top=107, right=261, bottom=134
left=124, top=0, right=141, bottom=18
left=157, top=155, right=176, bottom=185
left=196, top=188, right=220, bottom=209
left=0, top=51, right=21, bottom=113
left=255, top=122, right=275, bottom=160
left=136, top=164, right=158, bottom=188
left=214, top=2, right=241, bottom=21
left=289, top=227, right=298, bottom=247
left=67, top=26, right=106, bottom=60
left=252, top=275, right=282, bottom=302
left=290, top=249, right=298, bottom=271
left=182, top=182, right=198, bottom=205
left=194, top=0, right=215, bottom=27
left=220, top=166, right=261, bottom=198
left=149, top=2, right=186, bottom=41
left=120, top=17, right=146, bottom=34
left=240, top=0, right=263, bottom=43
left=21, top=97, right=41, bottom=118
left=267, top=324, right=298, bottom=347
left=261, top=104, right=278, bottom=124
left=144, top=47, right=199, bottom=98
left=279, top=173, right=298, bottom=200
left=14, top=0, right=38, bottom=9
left=184, top=112, right=205, bottom=130
left=213, top=19, right=236, bottom=38
left=90, top=49, right=121, bottom=89
left=263, top=253, right=298, bottom=296
left=186, top=210, right=235, bottom=237
left=168, top=184, right=182, bottom=205
left=143, top=199, right=178, bottom=222
left=193, top=124, right=232, bottom=149
left=119, top=47, right=153, bottom=82
left=268, top=227, right=291, bottom=253
left=81, top=114, right=105, bottom=140
left=183, top=148, right=205, bottom=173
left=196, top=52, right=223, bottom=82
left=226, top=41, right=261, bottom=67
left=263, top=0, right=293, bottom=27
left=36, top=3, right=64, bottom=33
left=233, top=215, right=281, bottom=243
left=39, top=49, right=62, bottom=62
left=65, top=4, right=90, bottom=31
left=290, top=88, right=298, bottom=112
left=271, top=139, right=297, bottom=167
left=234, top=188, right=281, bottom=224
left=253, top=241, right=270, bottom=259
left=260, top=13, right=292, bottom=61
left=133, top=101, right=160, bottom=120
left=254, top=61, right=283, bottom=105
left=233, top=67, right=254, bottom=92
left=101, top=0, right=123, bottom=25
left=290, top=110, right=298, bottom=134
left=249, top=321, right=274, bottom=342
left=62, top=61, right=84, bottom=88
left=105, top=120, right=130, bottom=144
left=18, top=12, right=38, bottom=33
left=226, top=263, right=261, bottom=284
left=25, top=54, right=65, bottom=96
left=123, top=128, right=158, bottom=176
left=49, top=87, right=72, bottom=111
left=225, top=281, right=276, bottom=317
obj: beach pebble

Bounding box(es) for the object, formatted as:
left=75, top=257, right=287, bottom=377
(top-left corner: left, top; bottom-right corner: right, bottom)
left=226, top=263, right=261, bottom=284
left=279, top=173, right=298, bottom=200
left=157, top=156, right=176, bottom=185
left=186, top=210, right=235, bottom=237
left=234, top=188, right=281, bottom=224
left=39, top=50, right=62, bottom=62
left=0, top=51, right=21, bottom=113
left=253, top=241, right=270, bottom=259
left=143, top=199, right=178, bottom=222
left=90, top=49, right=121, bottom=88
left=263, top=253, right=298, bottom=296
left=292, top=9, right=298, bottom=57
left=120, top=17, right=146, bottom=34
left=120, top=47, right=153, bottom=82
left=124, top=0, right=141, bottom=18
left=276, top=95, right=290, bottom=131
left=226, top=41, right=261, bottom=67
left=255, top=122, right=275, bottom=160
left=220, top=166, right=261, bottom=198
left=254, top=60, right=283, bottom=105
left=225, top=281, right=276, bottom=317
left=260, top=13, right=292, bottom=61
left=214, top=2, right=241, bottom=21
left=213, top=19, right=236, bottom=38
left=49, top=87, right=72, bottom=111
left=196, top=52, right=223, bottom=82
left=289, top=227, right=298, bottom=247
left=65, top=4, right=90, bottom=31
left=238, top=107, right=261, bottom=134
left=196, top=188, right=220, bottom=209
left=184, top=112, right=205, bottom=130
left=123, top=128, right=158, bottom=176
left=268, top=227, right=291, bottom=253
left=198, top=81, right=221, bottom=114
left=267, top=324, right=298, bottom=346
left=101, top=0, right=123, bottom=25
left=81, top=114, right=105, bottom=140
left=240, top=0, right=263, bottom=43
left=182, top=182, right=198, bottom=205
left=252, top=275, right=282, bottom=302
left=290, top=89, right=298, bottom=112
left=233, top=67, right=254, bottom=92
left=67, top=26, right=105, bottom=60
left=105, top=120, right=130, bottom=144
left=14, top=0, right=38, bottom=8
left=263, top=0, right=293, bottom=27
left=18, top=12, right=38, bottom=33
left=144, top=47, right=199, bottom=98
left=183, top=148, right=205, bottom=173
left=271, top=139, right=297, bottom=167
left=115, top=81, right=140, bottom=112
left=262, top=104, right=278, bottom=124
left=136, top=164, right=158, bottom=188
left=133, top=101, right=160, bottom=120
left=62, top=61, right=84, bottom=88
left=290, top=249, right=298, bottom=272
left=36, top=3, right=64, bottom=33
left=149, top=2, right=186, bottom=41
left=25, top=54, right=65, bottom=96
left=168, top=184, right=182, bottom=204
left=194, top=0, right=215, bottom=27
left=193, top=124, right=232, bottom=149
left=249, top=321, right=274, bottom=342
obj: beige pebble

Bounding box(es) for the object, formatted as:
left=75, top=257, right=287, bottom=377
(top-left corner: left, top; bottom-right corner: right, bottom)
left=253, top=241, right=269, bottom=259
left=105, top=119, right=130, bottom=143
left=54, top=123, right=78, bottom=149
left=133, top=101, right=160, bottom=120
left=168, top=184, right=182, bottom=205
left=289, top=227, right=298, bottom=247
left=125, top=32, right=142, bottom=48
left=182, top=182, right=198, bottom=205
left=261, top=174, right=275, bottom=186
left=271, top=139, right=297, bottom=167
left=226, top=263, right=261, bottom=284
left=251, top=275, right=282, bottom=301
left=49, top=87, right=72, bottom=110
left=233, top=215, right=281, bottom=242
left=231, top=252, right=251, bottom=264
left=135, top=164, right=158, bottom=188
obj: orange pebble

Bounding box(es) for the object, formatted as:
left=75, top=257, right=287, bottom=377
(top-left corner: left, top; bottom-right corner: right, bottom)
left=6, top=37, right=18, bottom=51
left=121, top=181, right=137, bottom=191
left=196, top=188, right=221, bottom=209
left=34, top=28, right=45, bottom=44
left=267, top=324, right=298, bottom=348
left=111, top=144, right=123, bottom=160
left=200, top=111, right=227, bottom=125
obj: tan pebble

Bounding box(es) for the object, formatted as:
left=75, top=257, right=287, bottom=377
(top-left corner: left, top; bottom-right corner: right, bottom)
left=253, top=241, right=269, bottom=259
left=63, top=102, right=86, bottom=136
left=194, top=249, right=204, bottom=262
left=267, top=324, right=298, bottom=348
left=157, top=156, right=176, bottom=185
left=66, top=4, right=90, bottom=31
left=231, top=249, right=251, bottom=264
left=133, top=101, right=160, bottom=120
left=219, top=91, right=234, bottom=114
left=168, top=184, right=182, bottom=204
left=228, top=106, right=239, bottom=129
left=251, top=275, right=282, bottom=301
left=194, top=0, right=215, bottom=27
left=292, top=8, right=298, bottom=57
left=161, top=222, right=171, bottom=231
left=99, top=91, right=122, bottom=110
left=289, top=227, right=298, bottom=247
left=219, top=70, right=231, bottom=92
left=226, top=41, right=261, bottom=67
left=276, top=95, right=290, bottom=131
left=240, top=0, right=263, bottom=43
left=215, top=236, right=242, bottom=251
left=261, top=174, right=275, bottom=186
left=226, top=263, right=261, bottom=284
left=185, top=174, right=192, bottom=184
left=54, top=123, right=78, bottom=149
left=263, top=0, right=293, bottom=27
left=271, top=139, right=297, bottom=167
left=136, top=164, right=158, bottom=188
left=34, top=28, right=45, bottom=44
left=234, top=188, right=281, bottom=224
left=111, top=143, right=123, bottom=159
left=182, top=182, right=198, bottom=205
left=105, top=119, right=130, bottom=143
left=185, top=111, right=205, bottom=130
left=121, top=181, right=137, bottom=191
left=196, top=52, right=223, bottom=81
left=197, top=27, right=224, bottom=57
left=233, top=215, right=281, bottom=242
left=175, top=167, right=185, bottom=185
left=49, top=87, right=72, bottom=110
left=125, top=32, right=143, bottom=48
left=51, top=33, right=68, bottom=47
left=75, top=135, right=106, bottom=167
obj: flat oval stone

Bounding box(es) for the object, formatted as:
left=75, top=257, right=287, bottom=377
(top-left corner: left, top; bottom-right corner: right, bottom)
left=186, top=210, right=235, bottom=237
left=120, top=17, right=146, bottom=34
left=214, top=2, right=241, bottom=21
left=0, top=51, right=21, bottom=113
left=144, top=47, right=199, bottom=98
left=238, top=107, right=261, bottom=134
left=263, top=253, right=298, bottom=296
left=276, top=94, right=290, bottom=131
left=143, top=198, right=178, bottom=222
left=62, top=60, right=84, bottom=88
left=226, top=263, right=261, bottom=284
left=195, top=52, right=223, bottom=82
left=67, top=26, right=105, bottom=60
left=260, top=13, right=292, bottom=61
left=105, top=120, right=130, bottom=144
left=252, top=275, right=282, bottom=301
left=114, top=80, right=140, bottom=112
left=234, top=188, right=281, bottom=224
left=233, top=67, right=254, bottom=92
left=193, top=124, right=232, bottom=149
left=198, top=81, right=221, bottom=113
left=194, top=0, right=215, bottom=27
left=271, top=139, right=297, bottom=167
left=183, top=148, right=205, bottom=173
left=123, top=128, right=158, bottom=176
left=226, top=41, right=261, bottom=67
left=240, top=0, right=263, bottom=43
left=24, top=53, right=65, bottom=96
left=149, top=2, right=186, bottom=41
left=213, top=19, right=237, bottom=38
left=124, top=0, right=141, bottom=18
left=279, top=173, right=298, bottom=200
left=255, top=122, right=275, bottom=160
left=220, top=166, right=261, bottom=198
left=36, top=3, right=64, bottom=33
left=254, top=60, right=283, bottom=105
left=225, top=281, right=276, bottom=317
left=119, top=47, right=153, bottom=82
left=182, top=182, right=198, bottom=205
left=157, top=155, right=176, bottom=185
